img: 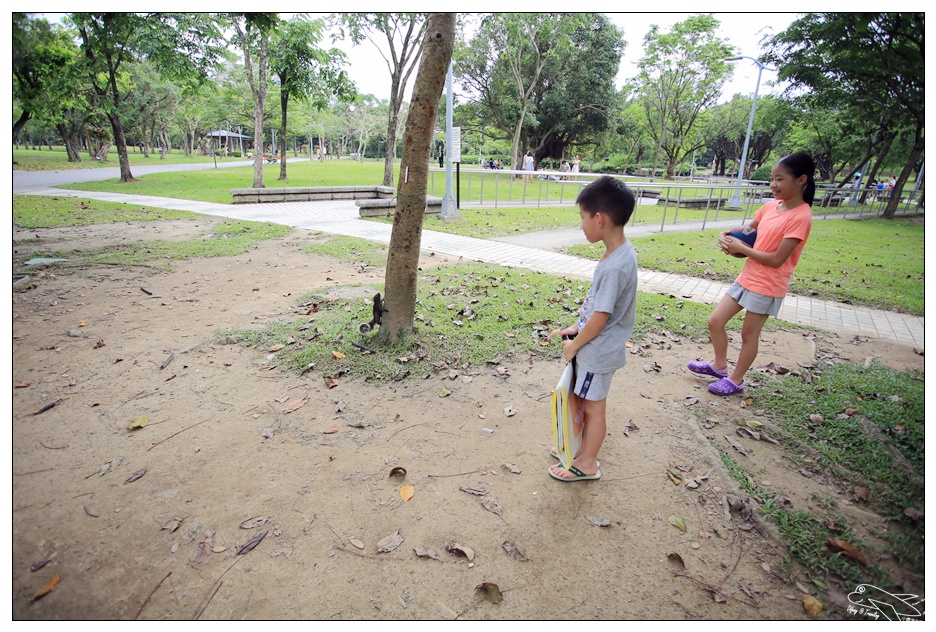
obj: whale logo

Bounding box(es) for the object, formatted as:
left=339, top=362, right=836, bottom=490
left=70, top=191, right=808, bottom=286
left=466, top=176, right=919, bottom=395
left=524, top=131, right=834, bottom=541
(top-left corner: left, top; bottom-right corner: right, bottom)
left=847, top=584, right=924, bottom=621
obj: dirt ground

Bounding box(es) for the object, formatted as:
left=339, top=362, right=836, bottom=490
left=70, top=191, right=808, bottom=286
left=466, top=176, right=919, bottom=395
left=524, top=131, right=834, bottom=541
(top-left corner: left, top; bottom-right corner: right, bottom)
left=11, top=220, right=924, bottom=620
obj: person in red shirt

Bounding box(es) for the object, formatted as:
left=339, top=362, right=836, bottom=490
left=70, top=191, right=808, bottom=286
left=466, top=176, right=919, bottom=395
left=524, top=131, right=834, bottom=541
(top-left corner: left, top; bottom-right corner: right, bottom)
left=688, top=152, right=816, bottom=395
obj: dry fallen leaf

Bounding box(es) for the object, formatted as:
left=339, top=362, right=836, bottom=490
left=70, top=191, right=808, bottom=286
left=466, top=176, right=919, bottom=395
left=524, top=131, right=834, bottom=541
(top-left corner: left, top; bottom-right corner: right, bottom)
left=414, top=546, right=441, bottom=561
left=501, top=541, right=529, bottom=562
left=332, top=350, right=346, bottom=359
left=667, top=552, right=685, bottom=568
left=400, top=485, right=415, bottom=502
left=99, top=456, right=122, bottom=476
left=377, top=530, right=404, bottom=553
left=268, top=344, right=285, bottom=352
left=323, top=427, right=338, bottom=435
left=502, top=463, right=521, bottom=474
left=29, top=574, right=60, bottom=602
left=481, top=497, right=503, bottom=517
left=476, top=582, right=503, bottom=604
left=445, top=541, right=475, bottom=561
left=15, top=381, right=30, bottom=388
left=237, top=530, right=267, bottom=555
left=283, top=397, right=309, bottom=413
left=459, top=486, right=487, bottom=496
left=124, top=468, right=146, bottom=484
left=212, top=546, right=227, bottom=553
left=240, top=516, right=269, bottom=529
left=586, top=516, right=611, bottom=527
left=825, top=538, right=868, bottom=565
left=388, top=466, right=407, bottom=478
left=349, top=539, right=365, bottom=550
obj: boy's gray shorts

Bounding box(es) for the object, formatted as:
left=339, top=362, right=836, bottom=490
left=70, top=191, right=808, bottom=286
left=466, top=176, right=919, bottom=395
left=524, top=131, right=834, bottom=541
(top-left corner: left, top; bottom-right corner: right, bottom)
left=574, top=368, right=615, bottom=401
left=725, top=281, right=783, bottom=317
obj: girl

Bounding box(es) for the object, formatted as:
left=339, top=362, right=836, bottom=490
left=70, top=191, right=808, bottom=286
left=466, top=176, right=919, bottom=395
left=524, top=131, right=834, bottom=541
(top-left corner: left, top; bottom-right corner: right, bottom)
left=688, top=152, right=816, bottom=395
left=522, top=150, right=534, bottom=183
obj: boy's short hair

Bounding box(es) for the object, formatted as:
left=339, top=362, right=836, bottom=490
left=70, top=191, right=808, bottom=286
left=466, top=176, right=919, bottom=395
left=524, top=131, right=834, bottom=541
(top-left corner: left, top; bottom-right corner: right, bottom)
left=575, top=176, right=636, bottom=226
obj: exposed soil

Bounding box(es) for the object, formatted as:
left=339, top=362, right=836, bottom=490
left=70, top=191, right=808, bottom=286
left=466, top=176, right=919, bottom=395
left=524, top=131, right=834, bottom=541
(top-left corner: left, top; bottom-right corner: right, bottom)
left=11, top=221, right=923, bottom=620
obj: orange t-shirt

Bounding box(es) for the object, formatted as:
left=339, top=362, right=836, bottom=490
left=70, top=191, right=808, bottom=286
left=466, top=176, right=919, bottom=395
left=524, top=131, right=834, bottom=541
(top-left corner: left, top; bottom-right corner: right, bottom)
left=737, top=201, right=812, bottom=298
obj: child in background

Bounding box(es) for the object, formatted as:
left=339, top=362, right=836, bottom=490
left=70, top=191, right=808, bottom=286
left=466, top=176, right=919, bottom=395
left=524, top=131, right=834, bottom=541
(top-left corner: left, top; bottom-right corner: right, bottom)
left=688, top=152, right=815, bottom=395
left=546, top=176, right=638, bottom=481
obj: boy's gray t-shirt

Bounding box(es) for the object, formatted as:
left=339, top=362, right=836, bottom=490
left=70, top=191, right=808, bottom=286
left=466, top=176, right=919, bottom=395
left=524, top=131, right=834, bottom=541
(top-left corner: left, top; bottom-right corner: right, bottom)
left=575, top=240, right=637, bottom=374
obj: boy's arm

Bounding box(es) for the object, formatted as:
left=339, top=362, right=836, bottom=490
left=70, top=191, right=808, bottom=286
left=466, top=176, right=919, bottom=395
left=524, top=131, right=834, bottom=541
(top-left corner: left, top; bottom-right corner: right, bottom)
left=546, top=322, right=579, bottom=343
left=562, top=311, right=610, bottom=362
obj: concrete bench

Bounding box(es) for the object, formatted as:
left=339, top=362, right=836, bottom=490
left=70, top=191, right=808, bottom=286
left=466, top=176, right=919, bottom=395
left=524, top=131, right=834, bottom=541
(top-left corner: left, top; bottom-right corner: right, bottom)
left=658, top=195, right=727, bottom=209
left=230, top=185, right=395, bottom=204
left=632, top=188, right=661, bottom=199
left=356, top=196, right=443, bottom=218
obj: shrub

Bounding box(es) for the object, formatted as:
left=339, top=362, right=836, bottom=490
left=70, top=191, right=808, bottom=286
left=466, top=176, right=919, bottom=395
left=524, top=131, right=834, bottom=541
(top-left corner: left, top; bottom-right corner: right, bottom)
left=750, top=164, right=772, bottom=181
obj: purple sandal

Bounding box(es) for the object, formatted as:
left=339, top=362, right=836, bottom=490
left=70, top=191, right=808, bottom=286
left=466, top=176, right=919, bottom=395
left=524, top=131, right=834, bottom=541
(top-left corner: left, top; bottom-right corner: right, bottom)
left=708, top=377, right=745, bottom=396
left=687, top=360, right=728, bottom=378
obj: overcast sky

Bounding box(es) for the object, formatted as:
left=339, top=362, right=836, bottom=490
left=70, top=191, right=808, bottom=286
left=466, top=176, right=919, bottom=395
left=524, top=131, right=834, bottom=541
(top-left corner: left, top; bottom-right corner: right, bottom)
left=326, top=12, right=799, bottom=104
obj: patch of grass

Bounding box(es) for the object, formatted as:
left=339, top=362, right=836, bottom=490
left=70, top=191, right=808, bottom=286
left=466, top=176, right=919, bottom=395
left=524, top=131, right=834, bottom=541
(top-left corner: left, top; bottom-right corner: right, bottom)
left=367, top=205, right=584, bottom=238
left=15, top=220, right=291, bottom=270
left=303, top=234, right=390, bottom=268
left=13, top=195, right=197, bottom=228
left=721, top=453, right=887, bottom=588
left=716, top=359, right=924, bottom=588
left=566, top=217, right=924, bottom=315
left=59, top=159, right=390, bottom=204
left=14, top=146, right=248, bottom=171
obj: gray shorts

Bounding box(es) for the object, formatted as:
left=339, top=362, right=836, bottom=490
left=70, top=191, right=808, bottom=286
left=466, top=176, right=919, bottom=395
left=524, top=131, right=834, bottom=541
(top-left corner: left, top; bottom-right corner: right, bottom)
left=725, top=281, right=783, bottom=317
left=574, top=368, right=614, bottom=401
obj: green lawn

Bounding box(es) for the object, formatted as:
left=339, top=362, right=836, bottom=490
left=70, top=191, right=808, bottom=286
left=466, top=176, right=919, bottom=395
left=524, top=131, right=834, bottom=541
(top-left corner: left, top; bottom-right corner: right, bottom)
left=13, top=145, right=249, bottom=171
left=565, top=217, right=924, bottom=316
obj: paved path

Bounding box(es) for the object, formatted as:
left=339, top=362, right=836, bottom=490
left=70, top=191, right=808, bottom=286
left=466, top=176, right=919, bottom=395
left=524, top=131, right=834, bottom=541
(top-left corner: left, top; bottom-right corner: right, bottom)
left=20, top=185, right=924, bottom=350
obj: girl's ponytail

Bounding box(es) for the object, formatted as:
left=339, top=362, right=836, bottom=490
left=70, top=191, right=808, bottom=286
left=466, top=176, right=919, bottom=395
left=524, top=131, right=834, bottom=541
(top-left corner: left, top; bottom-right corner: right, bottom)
left=778, top=152, right=817, bottom=206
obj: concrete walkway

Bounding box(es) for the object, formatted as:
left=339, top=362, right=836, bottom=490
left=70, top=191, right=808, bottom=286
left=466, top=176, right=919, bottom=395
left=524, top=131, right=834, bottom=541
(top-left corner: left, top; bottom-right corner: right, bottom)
left=21, top=186, right=925, bottom=350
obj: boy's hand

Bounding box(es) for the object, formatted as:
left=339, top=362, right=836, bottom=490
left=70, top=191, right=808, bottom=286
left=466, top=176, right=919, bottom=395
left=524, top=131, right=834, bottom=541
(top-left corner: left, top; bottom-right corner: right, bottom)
left=561, top=339, right=578, bottom=362
left=546, top=328, right=564, bottom=343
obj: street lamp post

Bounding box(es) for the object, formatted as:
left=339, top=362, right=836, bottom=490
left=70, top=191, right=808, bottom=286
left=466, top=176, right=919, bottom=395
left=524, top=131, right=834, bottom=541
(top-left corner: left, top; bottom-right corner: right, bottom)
left=725, top=56, right=775, bottom=210
left=441, top=61, right=457, bottom=218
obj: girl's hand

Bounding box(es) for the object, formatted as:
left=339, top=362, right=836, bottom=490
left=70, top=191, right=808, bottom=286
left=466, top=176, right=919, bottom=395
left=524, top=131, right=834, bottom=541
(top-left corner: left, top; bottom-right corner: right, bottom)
left=718, top=234, right=749, bottom=257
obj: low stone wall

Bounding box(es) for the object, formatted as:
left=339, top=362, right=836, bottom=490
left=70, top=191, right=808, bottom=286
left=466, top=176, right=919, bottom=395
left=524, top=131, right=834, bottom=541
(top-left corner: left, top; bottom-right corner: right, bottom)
left=230, top=185, right=395, bottom=204
left=658, top=195, right=728, bottom=209
left=356, top=196, right=443, bottom=218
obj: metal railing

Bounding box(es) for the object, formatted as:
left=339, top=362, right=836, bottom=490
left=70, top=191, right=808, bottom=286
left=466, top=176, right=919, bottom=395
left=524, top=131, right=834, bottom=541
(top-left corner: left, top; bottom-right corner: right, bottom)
left=428, top=167, right=923, bottom=231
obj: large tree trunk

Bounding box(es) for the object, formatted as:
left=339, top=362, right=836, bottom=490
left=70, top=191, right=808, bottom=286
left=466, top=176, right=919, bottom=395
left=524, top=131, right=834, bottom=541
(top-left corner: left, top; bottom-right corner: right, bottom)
left=883, top=129, right=924, bottom=219
left=381, top=13, right=456, bottom=343
left=107, top=111, right=135, bottom=182
left=234, top=17, right=269, bottom=189
left=56, top=123, right=83, bottom=162
left=13, top=110, right=31, bottom=144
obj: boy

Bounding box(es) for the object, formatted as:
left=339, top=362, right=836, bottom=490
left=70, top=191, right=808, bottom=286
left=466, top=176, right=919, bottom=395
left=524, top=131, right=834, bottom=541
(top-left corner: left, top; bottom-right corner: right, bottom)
left=546, top=176, right=637, bottom=481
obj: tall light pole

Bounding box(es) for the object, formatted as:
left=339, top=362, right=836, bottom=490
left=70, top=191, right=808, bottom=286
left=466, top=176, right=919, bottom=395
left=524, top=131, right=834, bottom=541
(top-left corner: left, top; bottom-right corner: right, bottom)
left=725, top=56, right=775, bottom=210
left=441, top=61, right=457, bottom=217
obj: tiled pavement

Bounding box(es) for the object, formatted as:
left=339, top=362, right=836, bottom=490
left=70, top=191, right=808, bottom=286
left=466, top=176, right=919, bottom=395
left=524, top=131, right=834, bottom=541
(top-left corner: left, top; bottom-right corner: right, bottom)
left=29, top=188, right=924, bottom=350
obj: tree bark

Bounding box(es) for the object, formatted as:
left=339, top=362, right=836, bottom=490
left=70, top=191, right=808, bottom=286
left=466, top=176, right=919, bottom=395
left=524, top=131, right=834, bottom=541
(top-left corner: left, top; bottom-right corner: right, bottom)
left=56, top=123, right=83, bottom=162
left=107, top=111, right=135, bottom=182
left=883, top=128, right=924, bottom=219
left=380, top=13, right=456, bottom=343
left=13, top=110, right=31, bottom=144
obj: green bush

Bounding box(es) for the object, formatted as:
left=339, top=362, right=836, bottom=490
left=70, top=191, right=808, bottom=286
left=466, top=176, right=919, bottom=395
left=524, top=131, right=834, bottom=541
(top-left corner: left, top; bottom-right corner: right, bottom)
left=232, top=150, right=242, bottom=158
left=750, top=164, right=772, bottom=181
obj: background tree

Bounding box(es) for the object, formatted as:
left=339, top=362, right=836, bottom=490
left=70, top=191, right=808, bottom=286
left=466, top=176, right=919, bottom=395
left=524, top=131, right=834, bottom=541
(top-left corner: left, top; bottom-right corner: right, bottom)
left=12, top=14, right=87, bottom=161
left=270, top=14, right=355, bottom=180
left=334, top=13, right=427, bottom=187
left=633, top=14, right=735, bottom=178
left=69, top=12, right=225, bottom=182
left=230, top=12, right=281, bottom=188
left=381, top=12, right=456, bottom=343
left=764, top=12, right=924, bottom=216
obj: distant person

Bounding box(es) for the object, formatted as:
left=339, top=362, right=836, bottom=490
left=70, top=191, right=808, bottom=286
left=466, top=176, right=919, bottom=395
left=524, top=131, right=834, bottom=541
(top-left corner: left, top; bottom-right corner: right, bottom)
left=687, top=152, right=815, bottom=396
left=522, top=150, right=534, bottom=183
left=546, top=176, right=638, bottom=481
left=496, top=159, right=503, bottom=170
left=438, top=144, right=444, bottom=168
left=486, top=157, right=495, bottom=169
left=571, top=154, right=581, bottom=175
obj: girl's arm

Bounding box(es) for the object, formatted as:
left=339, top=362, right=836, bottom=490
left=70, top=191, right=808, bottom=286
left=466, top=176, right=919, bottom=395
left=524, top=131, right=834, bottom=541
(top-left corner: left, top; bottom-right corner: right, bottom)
left=721, top=236, right=801, bottom=267
left=562, top=311, right=610, bottom=362
left=718, top=218, right=760, bottom=254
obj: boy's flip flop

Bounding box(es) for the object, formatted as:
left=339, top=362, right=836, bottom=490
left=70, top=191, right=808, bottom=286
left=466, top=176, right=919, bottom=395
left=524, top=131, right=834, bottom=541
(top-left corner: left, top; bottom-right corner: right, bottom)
left=550, top=447, right=599, bottom=469
left=708, top=377, right=745, bottom=396
left=548, top=465, right=601, bottom=482
left=687, top=360, right=728, bottom=378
